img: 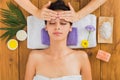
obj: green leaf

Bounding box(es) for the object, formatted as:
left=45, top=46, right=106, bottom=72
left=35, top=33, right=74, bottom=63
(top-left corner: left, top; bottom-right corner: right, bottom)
left=0, top=27, right=12, bottom=30
left=6, top=30, right=17, bottom=41
left=0, top=1, right=27, bottom=42
left=0, top=31, right=10, bottom=39
left=7, top=2, right=27, bottom=24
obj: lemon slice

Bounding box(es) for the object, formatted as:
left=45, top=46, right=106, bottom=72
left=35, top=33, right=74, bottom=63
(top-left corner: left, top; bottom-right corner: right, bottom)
left=16, top=30, right=27, bottom=41
left=7, top=39, right=18, bottom=50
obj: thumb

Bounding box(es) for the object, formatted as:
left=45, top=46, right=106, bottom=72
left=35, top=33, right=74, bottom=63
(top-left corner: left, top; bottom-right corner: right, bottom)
left=68, top=2, right=74, bottom=11
left=43, top=1, right=51, bottom=8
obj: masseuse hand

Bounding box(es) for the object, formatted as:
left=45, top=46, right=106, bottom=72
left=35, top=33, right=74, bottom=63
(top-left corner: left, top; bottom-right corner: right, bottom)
left=58, top=2, right=79, bottom=22
left=35, top=1, right=58, bottom=21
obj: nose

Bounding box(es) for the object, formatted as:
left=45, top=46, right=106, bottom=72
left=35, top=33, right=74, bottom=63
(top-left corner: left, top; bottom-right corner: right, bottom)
left=55, top=23, right=61, bottom=30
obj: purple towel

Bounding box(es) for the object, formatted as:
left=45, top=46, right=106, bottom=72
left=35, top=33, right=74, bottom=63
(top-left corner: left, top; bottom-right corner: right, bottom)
left=41, top=27, right=78, bottom=46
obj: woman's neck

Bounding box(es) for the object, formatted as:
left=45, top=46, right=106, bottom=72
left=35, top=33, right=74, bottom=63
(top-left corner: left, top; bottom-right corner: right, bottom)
left=47, top=39, right=72, bottom=58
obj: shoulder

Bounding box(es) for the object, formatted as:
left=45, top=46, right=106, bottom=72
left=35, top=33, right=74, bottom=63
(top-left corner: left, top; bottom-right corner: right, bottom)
left=74, top=50, right=89, bottom=65
left=27, top=50, right=46, bottom=63
left=29, top=49, right=48, bottom=57
left=76, top=50, right=90, bottom=68
left=29, top=50, right=43, bottom=58
left=74, top=51, right=92, bottom=79
left=75, top=50, right=88, bottom=59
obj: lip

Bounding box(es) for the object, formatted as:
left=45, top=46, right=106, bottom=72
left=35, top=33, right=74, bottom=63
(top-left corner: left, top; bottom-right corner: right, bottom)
left=53, top=32, right=62, bottom=35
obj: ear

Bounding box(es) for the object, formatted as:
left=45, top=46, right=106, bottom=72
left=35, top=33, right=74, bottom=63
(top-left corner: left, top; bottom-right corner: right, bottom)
left=69, top=27, right=72, bottom=32
left=45, top=26, right=48, bottom=31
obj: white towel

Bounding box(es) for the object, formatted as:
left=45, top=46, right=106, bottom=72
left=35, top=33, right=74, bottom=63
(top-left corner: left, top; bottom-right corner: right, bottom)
left=27, top=14, right=97, bottom=49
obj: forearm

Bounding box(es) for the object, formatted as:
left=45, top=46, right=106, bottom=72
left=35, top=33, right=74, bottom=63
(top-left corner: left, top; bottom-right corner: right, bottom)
left=14, top=0, right=38, bottom=16
left=78, top=0, right=107, bottom=19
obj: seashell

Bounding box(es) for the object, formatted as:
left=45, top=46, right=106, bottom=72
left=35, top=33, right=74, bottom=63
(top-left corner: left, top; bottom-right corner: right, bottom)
left=99, top=22, right=112, bottom=39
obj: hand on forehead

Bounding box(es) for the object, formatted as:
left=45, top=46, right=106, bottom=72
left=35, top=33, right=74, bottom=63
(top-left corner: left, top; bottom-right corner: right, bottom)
left=49, top=10, right=69, bottom=22
left=55, top=10, right=74, bottom=22
left=49, top=18, right=69, bottom=23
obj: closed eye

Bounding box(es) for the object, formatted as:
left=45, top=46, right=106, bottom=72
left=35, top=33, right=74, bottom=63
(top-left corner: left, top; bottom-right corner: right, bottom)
left=49, top=22, right=56, bottom=25
left=60, top=22, right=67, bottom=25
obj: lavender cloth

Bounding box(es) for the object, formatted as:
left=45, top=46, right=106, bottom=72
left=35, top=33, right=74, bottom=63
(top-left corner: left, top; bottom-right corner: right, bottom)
left=41, top=27, right=78, bottom=46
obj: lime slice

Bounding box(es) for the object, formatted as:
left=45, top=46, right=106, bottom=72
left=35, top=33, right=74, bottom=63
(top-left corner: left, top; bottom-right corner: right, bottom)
left=7, top=39, right=18, bottom=50
left=16, top=30, right=27, bottom=41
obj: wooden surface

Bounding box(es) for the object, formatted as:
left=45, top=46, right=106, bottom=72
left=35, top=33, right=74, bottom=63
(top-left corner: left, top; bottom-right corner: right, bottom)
left=0, top=0, right=19, bottom=80
left=0, top=0, right=120, bottom=80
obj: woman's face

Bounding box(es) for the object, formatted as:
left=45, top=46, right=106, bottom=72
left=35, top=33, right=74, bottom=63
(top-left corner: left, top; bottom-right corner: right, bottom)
left=45, top=16, right=72, bottom=41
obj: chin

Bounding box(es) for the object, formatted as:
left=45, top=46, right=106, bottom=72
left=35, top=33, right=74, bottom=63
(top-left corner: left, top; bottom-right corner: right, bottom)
left=51, top=36, right=66, bottom=41
left=52, top=37, right=65, bottom=41
left=49, top=33, right=68, bottom=42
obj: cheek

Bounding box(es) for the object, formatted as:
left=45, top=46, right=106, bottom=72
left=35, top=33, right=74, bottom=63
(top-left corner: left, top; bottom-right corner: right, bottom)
left=62, top=25, right=71, bottom=32
left=45, top=26, right=54, bottom=36
left=45, top=24, right=53, bottom=31
left=62, top=27, right=72, bottom=37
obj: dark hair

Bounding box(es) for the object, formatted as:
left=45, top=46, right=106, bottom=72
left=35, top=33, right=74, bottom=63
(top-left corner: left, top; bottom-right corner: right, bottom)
left=49, top=0, right=70, bottom=10
left=45, top=0, right=72, bottom=25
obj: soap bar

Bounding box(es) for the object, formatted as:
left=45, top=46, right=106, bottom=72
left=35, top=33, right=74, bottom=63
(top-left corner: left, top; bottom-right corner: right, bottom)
left=96, top=50, right=111, bottom=62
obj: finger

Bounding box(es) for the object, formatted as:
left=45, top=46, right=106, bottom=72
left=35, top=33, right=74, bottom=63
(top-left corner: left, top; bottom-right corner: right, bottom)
left=43, top=16, right=51, bottom=21
left=59, top=16, right=73, bottom=22
left=43, top=14, right=57, bottom=20
left=44, top=9, right=57, bottom=15
left=68, top=2, right=74, bottom=11
left=59, top=13, right=73, bottom=17
left=43, top=1, right=51, bottom=8
left=43, top=11, right=58, bottom=18
left=59, top=11, right=72, bottom=15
